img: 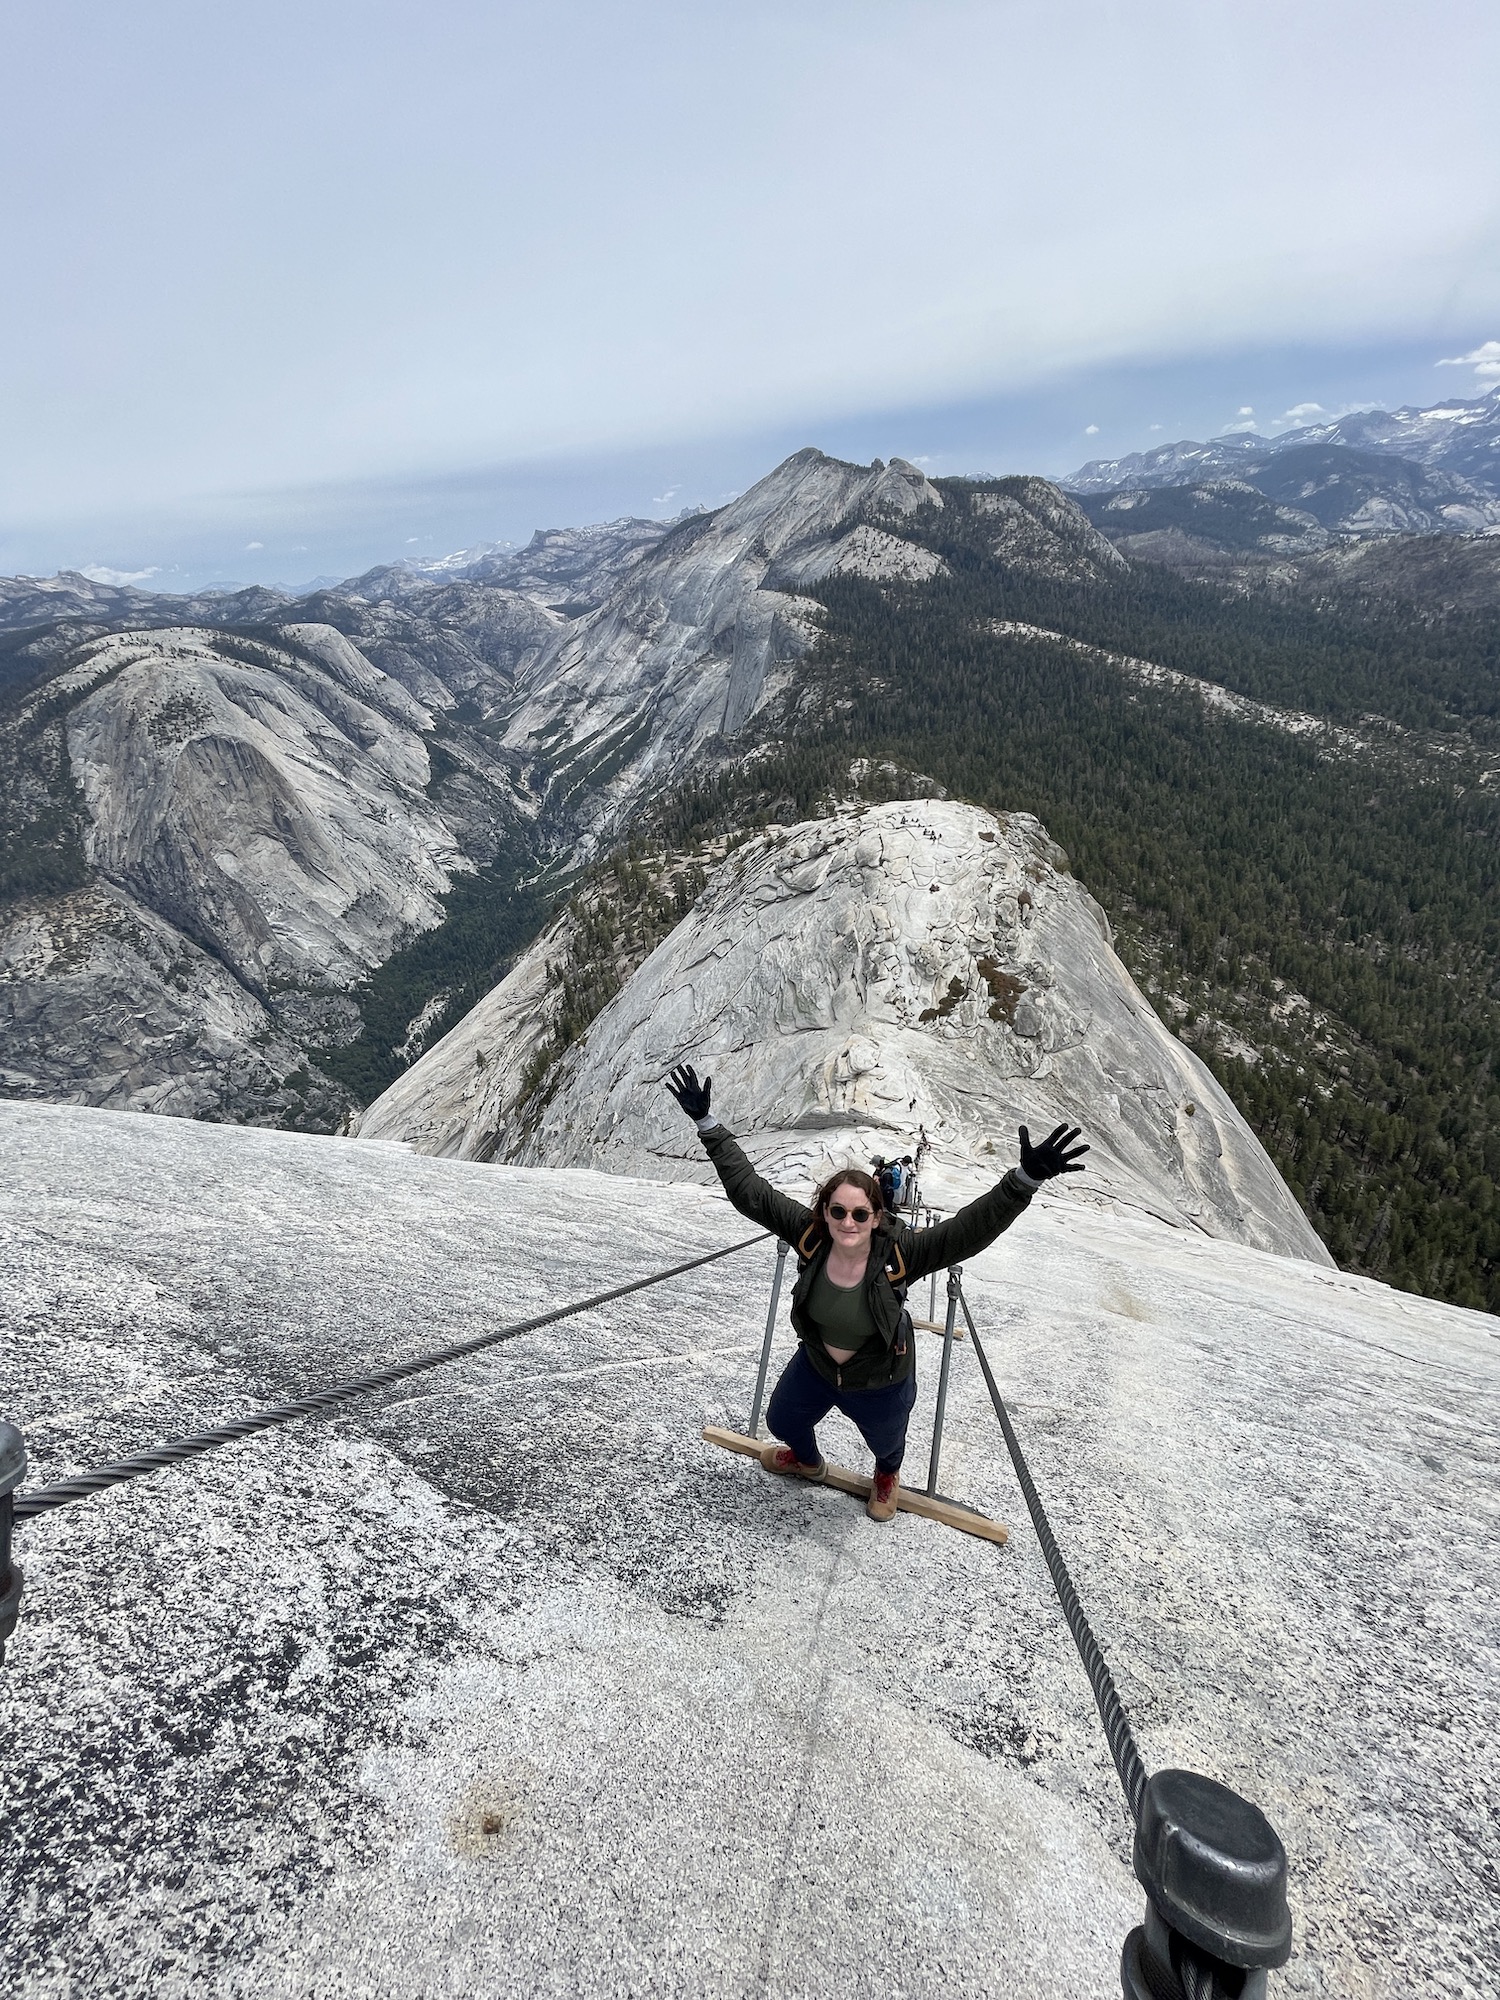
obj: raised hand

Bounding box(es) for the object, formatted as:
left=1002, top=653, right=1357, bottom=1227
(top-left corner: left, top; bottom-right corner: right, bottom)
left=666, top=1063, right=713, bottom=1122
left=1018, top=1122, right=1089, bottom=1180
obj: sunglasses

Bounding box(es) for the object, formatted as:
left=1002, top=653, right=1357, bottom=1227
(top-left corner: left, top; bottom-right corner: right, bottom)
left=826, top=1202, right=873, bottom=1224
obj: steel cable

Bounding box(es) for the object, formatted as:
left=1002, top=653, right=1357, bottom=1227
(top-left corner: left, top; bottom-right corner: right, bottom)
left=958, top=1281, right=1149, bottom=1826
left=14, top=1232, right=768, bottom=1521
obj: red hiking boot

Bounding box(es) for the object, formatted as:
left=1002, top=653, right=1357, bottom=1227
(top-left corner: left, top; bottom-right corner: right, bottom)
left=759, top=1441, right=826, bottom=1482
left=867, top=1469, right=899, bottom=1521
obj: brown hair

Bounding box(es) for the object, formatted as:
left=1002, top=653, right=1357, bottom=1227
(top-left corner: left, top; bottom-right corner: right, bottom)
left=813, top=1167, right=884, bottom=1220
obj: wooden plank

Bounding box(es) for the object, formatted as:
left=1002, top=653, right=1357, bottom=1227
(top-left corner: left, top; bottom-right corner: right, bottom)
left=912, top=1319, right=966, bottom=1339
left=700, top=1426, right=1009, bottom=1545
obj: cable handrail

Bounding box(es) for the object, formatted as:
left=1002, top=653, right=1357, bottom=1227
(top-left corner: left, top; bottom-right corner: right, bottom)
left=956, top=1278, right=1148, bottom=1825
left=958, top=1278, right=1291, bottom=1995
left=12, top=1231, right=768, bottom=1520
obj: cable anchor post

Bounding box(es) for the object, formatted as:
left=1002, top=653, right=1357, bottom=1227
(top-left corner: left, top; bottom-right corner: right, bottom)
left=926, top=1217, right=940, bottom=1324
left=1121, top=1769, right=1292, bottom=2000
left=0, top=1421, right=26, bottom=1667
left=748, top=1239, right=790, bottom=1437
left=924, top=1265, right=960, bottom=1497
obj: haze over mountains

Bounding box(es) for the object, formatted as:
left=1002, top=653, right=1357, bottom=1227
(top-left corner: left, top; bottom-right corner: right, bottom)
left=2, top=383, right=1498, bottom=1308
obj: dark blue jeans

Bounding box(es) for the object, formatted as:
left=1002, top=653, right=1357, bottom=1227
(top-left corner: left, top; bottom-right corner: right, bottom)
left=766, top=1346, right=919, bottom=1476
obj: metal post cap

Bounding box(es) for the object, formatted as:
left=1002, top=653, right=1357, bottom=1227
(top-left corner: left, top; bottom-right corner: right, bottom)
left=0, top=1422, right=25, bottom=1499
left=1133, top=1768, right=1292, bottom=1970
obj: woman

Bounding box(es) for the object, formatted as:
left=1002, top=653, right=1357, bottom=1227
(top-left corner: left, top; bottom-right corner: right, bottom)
left=665, top=1064, right=1087, bottom=1522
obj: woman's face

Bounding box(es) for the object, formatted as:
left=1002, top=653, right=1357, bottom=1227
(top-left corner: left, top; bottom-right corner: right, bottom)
left=824, top=1180, right=879, bottom=1256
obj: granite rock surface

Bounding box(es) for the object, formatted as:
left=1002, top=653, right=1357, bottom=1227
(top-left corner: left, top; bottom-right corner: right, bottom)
left=361, top=799, right=1329, bottom=1264
left=501, top=450, right=944, bottom=849
left=0, top=623, right=532, bottom=1121
left=64, top=626, right=461, bottom=992
left=0, top=1101, right=1493, bottom=1998
left=0, top=881, right=342, bottom=1122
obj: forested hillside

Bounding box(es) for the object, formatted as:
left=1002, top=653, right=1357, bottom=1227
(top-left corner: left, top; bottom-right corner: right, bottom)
left=646, top=480, right=1500, bottom=1310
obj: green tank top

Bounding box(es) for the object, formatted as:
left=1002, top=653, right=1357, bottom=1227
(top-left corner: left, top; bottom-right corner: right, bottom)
left=808, top=1261, right=878, bottom=1355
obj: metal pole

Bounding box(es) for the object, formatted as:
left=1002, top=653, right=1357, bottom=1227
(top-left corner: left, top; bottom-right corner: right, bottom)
left=748, top=1240, right=789, bottom=1437
left=0, top=1422, right=26, bottom=1667
left=927, top=1214, right=939, bottom=1325
left=925, top=1265, right=961, bottom=1496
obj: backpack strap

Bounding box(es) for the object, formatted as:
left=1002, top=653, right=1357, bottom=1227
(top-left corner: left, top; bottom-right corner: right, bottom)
left=796, top=1220, right=822, bottom=1264
left=883, top=1238, right=907, bottom=1288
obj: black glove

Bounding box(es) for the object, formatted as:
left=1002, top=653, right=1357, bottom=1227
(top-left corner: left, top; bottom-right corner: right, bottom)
left=666, top=1064, right=713, bottom=1122
left=1018, top=1122, right=1089, bottom=1181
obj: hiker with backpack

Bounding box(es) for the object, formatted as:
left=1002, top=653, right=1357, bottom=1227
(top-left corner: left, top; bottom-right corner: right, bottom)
left=664, top=1063, right=1087, bottom=1522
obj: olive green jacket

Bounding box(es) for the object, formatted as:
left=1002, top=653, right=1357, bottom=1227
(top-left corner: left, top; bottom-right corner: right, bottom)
left=699, top=1125, right=1035, bottom=1391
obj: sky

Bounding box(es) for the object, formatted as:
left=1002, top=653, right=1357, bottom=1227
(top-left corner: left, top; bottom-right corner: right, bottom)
left=3, top=0, right=1499, bottom=591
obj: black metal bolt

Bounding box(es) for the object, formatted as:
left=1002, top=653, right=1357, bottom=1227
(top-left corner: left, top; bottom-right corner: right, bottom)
left=1122, top=1768, right=1291, bottom=1999
left=0, top=1421, right=25, bottom=1667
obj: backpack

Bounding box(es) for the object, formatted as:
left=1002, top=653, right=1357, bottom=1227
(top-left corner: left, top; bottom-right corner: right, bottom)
left=878, top=1162, right=901, bottom=1209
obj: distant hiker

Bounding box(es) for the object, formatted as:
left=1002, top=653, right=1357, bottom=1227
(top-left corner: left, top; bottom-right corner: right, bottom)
left=665, top=1064, right=1087, bottom=1522
left=899, top=1154, right=916, bottom=1210
left=877, top=1158, right=903, bottom=1211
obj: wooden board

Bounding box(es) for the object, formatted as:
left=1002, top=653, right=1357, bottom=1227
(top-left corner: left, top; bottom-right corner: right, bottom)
left=912, top=1318, right=966, bottom=1339
left=701, top=1426, right=1009, bottom=1545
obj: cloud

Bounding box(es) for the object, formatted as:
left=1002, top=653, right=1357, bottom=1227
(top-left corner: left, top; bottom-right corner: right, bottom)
left=10, top=4, right=1500, bottom=536
left=245, top=539, right=264, bottom=550
left=1237, top=405, right=1254, bottom=415
left=79, top=563, right=160, bottom=586
left=1278, top=402, right=1326, bottom=426
left=1149, top=423, right=1162, bottom=431
left=1084, top=423, right=1099, bottom=435
left=1436, top=339, right=1500, bottom=380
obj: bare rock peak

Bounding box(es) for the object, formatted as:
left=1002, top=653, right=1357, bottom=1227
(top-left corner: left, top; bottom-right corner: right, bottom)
left=360, top=798, right=1328, bottom=1265
left=496, top=447, right=949, bottom=853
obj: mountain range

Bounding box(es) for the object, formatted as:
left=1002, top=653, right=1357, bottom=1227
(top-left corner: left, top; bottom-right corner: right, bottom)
left=2, top=397, right=1497, bottom=1309
left=1063, top=385, right=1500, bottom=584
left=1066, top=383, right=1500, bottom=499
